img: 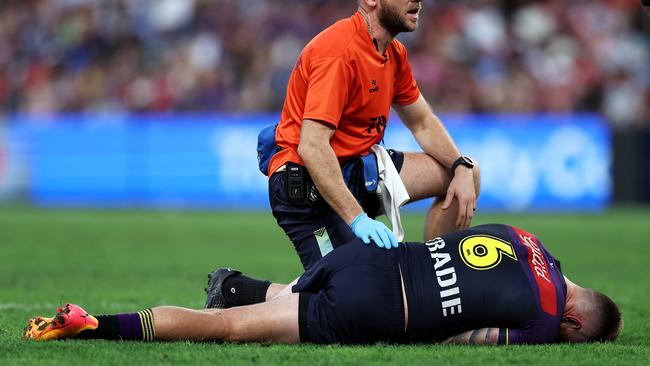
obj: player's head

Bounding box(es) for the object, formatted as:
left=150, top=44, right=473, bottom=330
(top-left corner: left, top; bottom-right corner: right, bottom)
left=557, top=283, right=622, bottom=343
left=359, top=0, right=422, bottom=36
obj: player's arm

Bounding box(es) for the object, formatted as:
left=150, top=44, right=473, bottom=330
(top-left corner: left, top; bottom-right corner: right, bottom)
left=298, top=119, right=362, bottom=224
left=298, top=119, right=397, bottom=249
left=393, top=95, right=477, bottom=228
left=443, top=326, right=555, bottom=345
left=441, top=328, right=500, bottom=345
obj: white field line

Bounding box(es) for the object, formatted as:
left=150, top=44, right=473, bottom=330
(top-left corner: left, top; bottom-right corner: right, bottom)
left=0, top=300, right=201, bottom=311
left=0, top=302, right=134, bottom=311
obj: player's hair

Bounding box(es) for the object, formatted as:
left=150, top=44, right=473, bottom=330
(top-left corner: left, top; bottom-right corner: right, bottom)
left=588, top=289, right=623, bottom=342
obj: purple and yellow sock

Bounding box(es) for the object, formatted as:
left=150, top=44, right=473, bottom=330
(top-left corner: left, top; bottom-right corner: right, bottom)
left=77, top=309, right=155, bottom=341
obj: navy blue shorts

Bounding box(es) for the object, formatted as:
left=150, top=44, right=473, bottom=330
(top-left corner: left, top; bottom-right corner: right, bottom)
left=269, top=150, right=404, bottom=270
left=292, top=243, right=406, bottom=344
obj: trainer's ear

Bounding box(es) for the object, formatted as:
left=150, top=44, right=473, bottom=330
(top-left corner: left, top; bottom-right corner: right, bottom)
left=561, top=315, right=582, bottom=330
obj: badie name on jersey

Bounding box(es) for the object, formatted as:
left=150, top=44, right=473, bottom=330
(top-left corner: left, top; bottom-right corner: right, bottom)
left=518, top=233, right=552, bottom=284
left=425, top=237, right=463, bottom=318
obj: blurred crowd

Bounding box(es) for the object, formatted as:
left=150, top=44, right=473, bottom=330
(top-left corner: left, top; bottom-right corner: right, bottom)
left=0, top=0, right=648, bottom=127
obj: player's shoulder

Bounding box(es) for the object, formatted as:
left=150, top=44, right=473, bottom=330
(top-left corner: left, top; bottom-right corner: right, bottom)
left=467, top=223, right=513, bottom=236
left=304, top=13, right=362, bottom=59
left=449, top=224, right=518, bottom=247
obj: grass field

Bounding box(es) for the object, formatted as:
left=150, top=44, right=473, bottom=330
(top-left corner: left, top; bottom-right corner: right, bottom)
left=1, top=206, right=649, bottom=365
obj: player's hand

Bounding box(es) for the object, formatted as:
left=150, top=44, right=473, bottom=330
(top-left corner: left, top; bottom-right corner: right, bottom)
left=441, top=167, right=477, bottom=229
left=349, top=213, right=399, bottom=249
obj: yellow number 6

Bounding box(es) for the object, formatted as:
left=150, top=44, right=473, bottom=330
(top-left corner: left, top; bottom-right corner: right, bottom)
left=459, top=235, right=517, bottom=270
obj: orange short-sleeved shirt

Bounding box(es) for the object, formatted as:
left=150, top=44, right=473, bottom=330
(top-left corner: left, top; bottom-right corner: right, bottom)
left=267, top=12, right=421, bottom=175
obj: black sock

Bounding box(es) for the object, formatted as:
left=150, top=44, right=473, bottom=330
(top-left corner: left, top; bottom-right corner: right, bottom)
left=77, top=315, right=121, bottom=340
left=222, top=275, right=271, bottom=306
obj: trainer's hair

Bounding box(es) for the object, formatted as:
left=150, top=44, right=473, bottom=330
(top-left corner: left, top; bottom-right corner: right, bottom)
left=588, top=289, right=623, bottom=342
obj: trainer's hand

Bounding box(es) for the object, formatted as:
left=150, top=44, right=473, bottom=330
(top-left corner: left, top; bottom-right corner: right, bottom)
left=441, top=167, right=477, bottom=229
left=349, top=213, right=399, bottom=249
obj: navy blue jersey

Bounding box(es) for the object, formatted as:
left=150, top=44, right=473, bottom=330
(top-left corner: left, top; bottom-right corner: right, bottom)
left=398, top=224, right=566, bottom=344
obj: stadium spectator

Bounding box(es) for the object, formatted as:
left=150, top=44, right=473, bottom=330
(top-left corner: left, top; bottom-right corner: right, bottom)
left=0, top=0, right=647, bottom=127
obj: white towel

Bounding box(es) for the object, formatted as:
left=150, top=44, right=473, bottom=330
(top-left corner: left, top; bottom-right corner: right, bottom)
left=371, top=145, right=410, bottom=241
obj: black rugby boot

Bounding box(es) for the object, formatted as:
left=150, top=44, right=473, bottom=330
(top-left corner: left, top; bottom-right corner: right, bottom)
left=203, top=268, right=242, bottom=309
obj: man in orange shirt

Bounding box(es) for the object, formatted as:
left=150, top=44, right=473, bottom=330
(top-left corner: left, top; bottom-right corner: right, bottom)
left=208, top=0, right=481, bottom=307
left=266, top=0, right=479, bottom=267
left=267, top=0, right=479, bottom=265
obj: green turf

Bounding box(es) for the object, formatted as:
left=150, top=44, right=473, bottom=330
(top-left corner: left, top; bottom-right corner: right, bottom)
left=0, top=206, right=649, bottom=365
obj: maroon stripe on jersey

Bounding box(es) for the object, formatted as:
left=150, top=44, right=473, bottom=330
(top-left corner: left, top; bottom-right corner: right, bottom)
left=512, top=227, right=557, bottom=316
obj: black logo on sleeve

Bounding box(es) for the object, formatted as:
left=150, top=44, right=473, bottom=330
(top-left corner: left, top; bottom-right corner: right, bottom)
left=368, top=115, right=387, bottom=134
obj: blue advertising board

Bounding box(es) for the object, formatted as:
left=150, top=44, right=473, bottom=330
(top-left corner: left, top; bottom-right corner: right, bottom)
left=1, top=113, right=611, bottom=211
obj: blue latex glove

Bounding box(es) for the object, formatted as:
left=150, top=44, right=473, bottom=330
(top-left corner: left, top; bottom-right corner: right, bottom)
left=349, top=213, right=399, bottom=249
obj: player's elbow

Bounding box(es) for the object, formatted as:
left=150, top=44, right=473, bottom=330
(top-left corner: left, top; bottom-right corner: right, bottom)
left=296, top=139, right=311, bottom=160
left=298, top=119, right=335, bottom=162
left=297, top=136, right=323, bottom=162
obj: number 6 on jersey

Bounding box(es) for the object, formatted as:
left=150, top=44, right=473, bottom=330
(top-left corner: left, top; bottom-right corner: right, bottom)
left=459, top=235, right=517, bottom=270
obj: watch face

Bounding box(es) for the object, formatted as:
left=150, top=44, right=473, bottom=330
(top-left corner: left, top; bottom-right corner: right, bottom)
left=452, top=155, right=474, bottom=173
left=462, top=156, right=474, bottom=167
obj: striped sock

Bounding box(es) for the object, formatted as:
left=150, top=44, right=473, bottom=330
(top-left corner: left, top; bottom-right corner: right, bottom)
left=77, top=309, right=156, bottom=341
left=137, top=309, right=156, bottom=341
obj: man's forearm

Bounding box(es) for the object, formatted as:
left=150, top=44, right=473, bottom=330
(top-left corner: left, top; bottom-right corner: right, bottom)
left=298, top=138, right=363, bottom=224
left=394, top=96, right=462, bottom=169
left=411, top=113, right=461, bottom=169
left=442, top=328, right=499, bottom=345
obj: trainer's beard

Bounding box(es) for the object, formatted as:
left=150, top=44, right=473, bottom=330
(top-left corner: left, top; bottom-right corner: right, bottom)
left=378, top=0, right=413, bottom=36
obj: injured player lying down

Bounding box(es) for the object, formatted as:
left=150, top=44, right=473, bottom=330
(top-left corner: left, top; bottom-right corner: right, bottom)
left=24, top=224, right=622, bottom=345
